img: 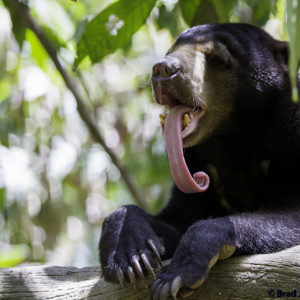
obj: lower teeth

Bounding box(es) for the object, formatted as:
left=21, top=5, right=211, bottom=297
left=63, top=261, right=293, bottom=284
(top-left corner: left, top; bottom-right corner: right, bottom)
left=182, top=113, right=191, bottom=129
left=159, top=114, right=166, bottom=127
left=159, top=113, right=192, bottom=130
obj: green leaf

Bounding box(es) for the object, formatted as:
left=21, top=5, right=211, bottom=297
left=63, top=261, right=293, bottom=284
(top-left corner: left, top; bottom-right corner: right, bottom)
left=0, top=244, right=29, bottom=268
left=156, top=3, right=186, bottom=38
left=250, top=0, right=275, bottom=26
left=0, top=78, right=12, bottom=103
left=179, top=0, right=201, bottom=26
left=26, top=29, right=49, bottom=71
left=211, top=0, right=237, bottom=23
left=3, top=0, right=26, bottom=48
left=74, top=0, right=157, bottom=68
left=286, top=0, right=300, bottom=102
left=180, top=0, right=234, bottom=27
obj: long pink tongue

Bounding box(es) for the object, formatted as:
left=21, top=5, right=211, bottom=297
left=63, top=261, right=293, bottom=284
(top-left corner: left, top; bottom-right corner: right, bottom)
left=164, top=105, right=210, bottom=193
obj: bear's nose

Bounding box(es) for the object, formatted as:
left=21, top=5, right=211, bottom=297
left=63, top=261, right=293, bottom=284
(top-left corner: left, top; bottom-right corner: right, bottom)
left=152, top=59, right=179, bottom=79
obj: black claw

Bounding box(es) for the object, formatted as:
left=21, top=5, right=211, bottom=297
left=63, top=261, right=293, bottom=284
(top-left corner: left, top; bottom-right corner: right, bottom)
left=170, top=276, right=182, bottom=300
left=171, top=294, right=178, bottom=300
left=160, top=282, right=171, bottom=300
left=141, top=253, right=156, bottom=280
left=147, top=239, right=163, bottom=268
left=150, top=279, right=161, bottom=298
left=132, top=256, right=148, bottom=288
left=116, top=267, right=125, bottom=287
left=127, top=266, right=138, bottom=292
left=153, top=282, right=164, bottom=300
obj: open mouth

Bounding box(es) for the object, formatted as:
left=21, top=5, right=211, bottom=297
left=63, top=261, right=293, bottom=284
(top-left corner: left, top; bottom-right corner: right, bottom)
left=155, top=85, right=205, bottom=140
left=159, top=109, right=204, bottom=140
left=154, top=85, right=209, bottom=194
left=155, top=85, right=182, bottom=109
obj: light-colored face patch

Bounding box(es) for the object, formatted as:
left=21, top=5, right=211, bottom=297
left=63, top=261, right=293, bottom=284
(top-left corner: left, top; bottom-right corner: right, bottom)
left=165, top=42, right=238, bottom=147
left=166, top=44, right=207, bottom=107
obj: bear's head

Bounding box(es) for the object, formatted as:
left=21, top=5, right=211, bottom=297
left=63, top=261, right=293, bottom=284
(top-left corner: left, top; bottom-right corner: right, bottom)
left=152, top=23, right=289, bottom=148
left=151, top=23, right=291, bottom=194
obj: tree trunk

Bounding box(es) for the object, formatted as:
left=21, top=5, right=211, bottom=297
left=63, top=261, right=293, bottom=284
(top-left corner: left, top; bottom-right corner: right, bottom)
left=1, top=245, right=300, bottom=299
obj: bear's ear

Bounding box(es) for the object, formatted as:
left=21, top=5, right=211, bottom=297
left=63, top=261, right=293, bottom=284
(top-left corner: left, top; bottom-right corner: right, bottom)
left=273, top=40, right=288, bottom=65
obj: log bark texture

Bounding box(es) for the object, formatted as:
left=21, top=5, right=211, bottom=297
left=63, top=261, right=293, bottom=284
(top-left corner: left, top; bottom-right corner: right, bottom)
left=1, top=245, right=300, bottom=300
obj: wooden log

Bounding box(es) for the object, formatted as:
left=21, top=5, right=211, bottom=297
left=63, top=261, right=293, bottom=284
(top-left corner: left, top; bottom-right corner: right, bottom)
left=1, top=245, right=300, bottom=300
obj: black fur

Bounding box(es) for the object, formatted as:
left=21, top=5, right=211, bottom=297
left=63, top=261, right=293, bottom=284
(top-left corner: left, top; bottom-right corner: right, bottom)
left=99, top=24, right=300, bottom=298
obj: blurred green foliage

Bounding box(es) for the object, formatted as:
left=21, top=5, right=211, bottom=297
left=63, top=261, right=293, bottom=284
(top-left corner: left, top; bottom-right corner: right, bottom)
left=286, top=0, right=300, bottom=101
left=0, top=0, right=299, bottom=268
left=75, top=0, right=157, bottom=67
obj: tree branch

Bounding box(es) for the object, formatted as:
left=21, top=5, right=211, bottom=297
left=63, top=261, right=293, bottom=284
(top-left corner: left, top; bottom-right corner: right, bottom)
left=1, top=246, right=300, bottom=299
left=9, top=0, right=145, bottom=208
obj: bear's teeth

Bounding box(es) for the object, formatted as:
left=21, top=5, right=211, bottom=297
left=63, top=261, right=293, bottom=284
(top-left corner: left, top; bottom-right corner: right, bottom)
left=160, top=113, right=191, bottom=130
left=182, top=113, right=191, bottom=129
left=159, top=114, right=166, bottom=126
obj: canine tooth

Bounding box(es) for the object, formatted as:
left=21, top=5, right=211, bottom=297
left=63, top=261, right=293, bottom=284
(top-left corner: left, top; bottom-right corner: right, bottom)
left=159, top=114, right=165, bottom=126
left=182, top=113, right=190, bottom=129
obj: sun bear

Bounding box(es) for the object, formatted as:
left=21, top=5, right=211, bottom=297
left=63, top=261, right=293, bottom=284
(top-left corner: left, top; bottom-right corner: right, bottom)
left=99, top=23, right=300, bottom=299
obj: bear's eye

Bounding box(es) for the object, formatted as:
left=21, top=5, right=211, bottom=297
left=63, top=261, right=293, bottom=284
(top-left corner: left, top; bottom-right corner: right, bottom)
left=207, top=54, right=228, bottom=68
